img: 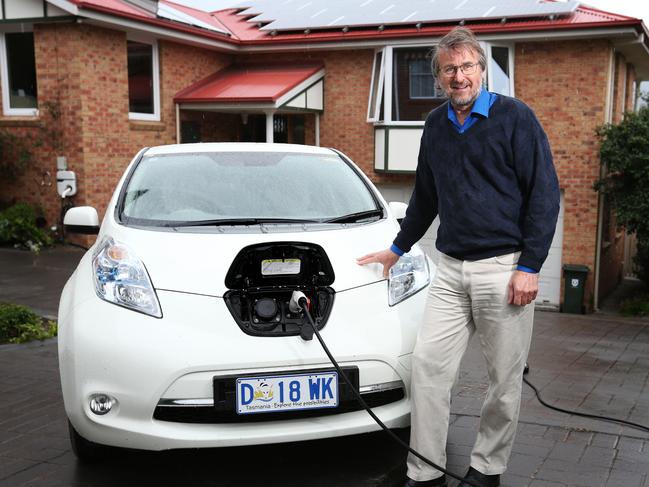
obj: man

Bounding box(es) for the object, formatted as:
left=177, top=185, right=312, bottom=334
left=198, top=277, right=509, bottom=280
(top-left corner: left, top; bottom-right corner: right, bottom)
left=357, top=27, right=559, bottom=487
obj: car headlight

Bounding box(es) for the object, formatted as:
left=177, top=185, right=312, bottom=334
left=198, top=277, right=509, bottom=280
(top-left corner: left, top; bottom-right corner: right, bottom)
left=92, top=237, right=162, bottom=318
left=388, top=245, right=430, bottom=306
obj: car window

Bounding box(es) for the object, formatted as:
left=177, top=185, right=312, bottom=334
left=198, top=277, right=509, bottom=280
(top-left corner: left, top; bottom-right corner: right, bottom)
left=120, top=151, right=379, bottom=224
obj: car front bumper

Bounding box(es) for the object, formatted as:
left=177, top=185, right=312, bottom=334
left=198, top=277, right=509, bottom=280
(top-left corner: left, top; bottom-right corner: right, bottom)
left=58, top=267, right=426, bottom=451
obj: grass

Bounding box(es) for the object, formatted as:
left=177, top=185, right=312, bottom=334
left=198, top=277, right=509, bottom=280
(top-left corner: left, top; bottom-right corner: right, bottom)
left=0, top=303, right=57, bottom=344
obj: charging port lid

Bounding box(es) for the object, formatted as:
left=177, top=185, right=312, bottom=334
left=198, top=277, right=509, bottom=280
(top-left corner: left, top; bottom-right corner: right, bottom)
left=224, top=242, right=335, bottom=289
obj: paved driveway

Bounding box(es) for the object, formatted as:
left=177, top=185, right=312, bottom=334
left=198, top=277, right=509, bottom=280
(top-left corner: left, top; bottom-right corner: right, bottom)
left=1, top=247, right=649, bottom=486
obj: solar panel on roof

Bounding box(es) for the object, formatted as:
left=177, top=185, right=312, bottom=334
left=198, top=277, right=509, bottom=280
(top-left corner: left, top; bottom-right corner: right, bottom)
left=207, top=0, right=578, bottom=31
left=157, top=4, right=231, bottom=34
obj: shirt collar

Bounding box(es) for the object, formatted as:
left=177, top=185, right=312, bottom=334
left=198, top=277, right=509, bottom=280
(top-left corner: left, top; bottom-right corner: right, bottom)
left=447, top=87, right=491, bottom=122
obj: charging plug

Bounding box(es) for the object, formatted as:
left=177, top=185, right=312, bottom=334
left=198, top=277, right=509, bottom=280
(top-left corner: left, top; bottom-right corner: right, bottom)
left=524, top=362, right=530, bottom=375
left=290, top=291, right=315, bottom=341
left=289, top=291, right=307, bottom=313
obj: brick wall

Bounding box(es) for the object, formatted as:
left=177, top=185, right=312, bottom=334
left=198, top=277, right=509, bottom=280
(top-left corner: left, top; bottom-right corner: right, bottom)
left=0, top=23, right=232, bottom=231
left=515, top=40, right=612, bottom=310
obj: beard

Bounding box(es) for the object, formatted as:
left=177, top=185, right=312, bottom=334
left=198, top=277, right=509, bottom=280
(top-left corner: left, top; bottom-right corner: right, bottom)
left=446, top=82, right=481, bottom=108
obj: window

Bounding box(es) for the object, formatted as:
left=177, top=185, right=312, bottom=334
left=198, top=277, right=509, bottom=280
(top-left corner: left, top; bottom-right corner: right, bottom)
left=368, top=43, right=515, bottom=125
left=409, top=57, right=443, bottom=99
left=0, top=32, right=38, bottom=116
left=392, top=48, right=444, bottom=121
left=487, top=45, right=513, bottom=96
left=127, top=38, right=160, bottom=121
left=367, top=49, right=384, bottom=121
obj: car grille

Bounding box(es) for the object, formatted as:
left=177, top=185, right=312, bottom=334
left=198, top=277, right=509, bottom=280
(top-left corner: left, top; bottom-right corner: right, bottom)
left=153, top=368, right=405, bottom=424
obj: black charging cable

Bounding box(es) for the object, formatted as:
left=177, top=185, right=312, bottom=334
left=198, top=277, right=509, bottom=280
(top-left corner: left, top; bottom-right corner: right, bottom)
left=522, top=365, right=649, bottom=434
left=292, top=292, right=481, bottom=487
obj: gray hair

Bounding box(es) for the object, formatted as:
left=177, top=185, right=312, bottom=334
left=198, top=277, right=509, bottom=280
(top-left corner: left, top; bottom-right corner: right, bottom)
left=431, top=27, right=487, bottom=75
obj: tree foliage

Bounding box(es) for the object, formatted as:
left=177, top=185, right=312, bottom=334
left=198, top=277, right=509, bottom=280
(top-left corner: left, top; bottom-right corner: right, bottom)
left=596, top=101, right=649, bottom=283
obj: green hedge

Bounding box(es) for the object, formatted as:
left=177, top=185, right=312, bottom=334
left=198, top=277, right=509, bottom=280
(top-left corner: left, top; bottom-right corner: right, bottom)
left=0, top=203, right=53, bottom=252
left=0, top=303, right=57, bottom=344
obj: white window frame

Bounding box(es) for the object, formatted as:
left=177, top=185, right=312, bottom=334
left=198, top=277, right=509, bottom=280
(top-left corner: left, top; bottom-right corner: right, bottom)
left=486, top=42, right=515, bottom=97
left=127, top=35, right=160, bottom=122
left=0, top=31, right=39, bottom=117
left=368, top=42, right=516, bottom=127
left=367, top=48, right=385, bottom=122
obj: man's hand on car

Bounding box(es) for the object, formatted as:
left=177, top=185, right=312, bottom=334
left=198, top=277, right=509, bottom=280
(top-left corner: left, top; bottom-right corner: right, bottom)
left=356, top=249, right=401, bottom=278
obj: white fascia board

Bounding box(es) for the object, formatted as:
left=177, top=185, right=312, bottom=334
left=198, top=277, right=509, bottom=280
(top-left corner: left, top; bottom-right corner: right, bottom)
left=274, top=69, right=325, bottom=108
left=238, top=27, right=641, bottom=53
left=77, top=8, right=239, bottom=52
left=46, top=0, right=78, bottom=15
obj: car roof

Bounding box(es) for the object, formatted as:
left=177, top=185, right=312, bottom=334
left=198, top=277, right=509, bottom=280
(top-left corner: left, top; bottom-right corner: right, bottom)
left=144, top=143, right=336, bottom=156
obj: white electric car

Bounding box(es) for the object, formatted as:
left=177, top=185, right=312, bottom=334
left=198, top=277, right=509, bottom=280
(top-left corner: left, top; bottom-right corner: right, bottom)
left=58, top=143, right=432, bottom=461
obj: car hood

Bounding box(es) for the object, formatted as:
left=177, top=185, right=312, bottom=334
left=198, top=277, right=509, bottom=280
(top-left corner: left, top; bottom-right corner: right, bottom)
left=101, top=220, right=400, bottom=297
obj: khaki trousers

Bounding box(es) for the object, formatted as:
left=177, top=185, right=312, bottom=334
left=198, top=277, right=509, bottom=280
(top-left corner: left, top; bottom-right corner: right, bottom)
left=407, top=252, right=534, bottom=481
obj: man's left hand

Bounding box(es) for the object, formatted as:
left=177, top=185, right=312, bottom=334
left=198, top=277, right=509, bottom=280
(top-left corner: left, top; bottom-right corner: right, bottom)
left=508, top=270, right=538, bottom=306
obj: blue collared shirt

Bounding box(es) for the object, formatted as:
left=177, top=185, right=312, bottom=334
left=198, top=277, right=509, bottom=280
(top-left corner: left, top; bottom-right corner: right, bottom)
left=447, top=87, right=497, bottom=133
left=391, top=88, right=537, bottom=274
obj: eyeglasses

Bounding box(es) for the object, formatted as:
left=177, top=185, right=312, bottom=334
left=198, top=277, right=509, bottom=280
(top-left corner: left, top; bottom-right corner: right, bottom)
left=440, top=62, right=479, bottom=77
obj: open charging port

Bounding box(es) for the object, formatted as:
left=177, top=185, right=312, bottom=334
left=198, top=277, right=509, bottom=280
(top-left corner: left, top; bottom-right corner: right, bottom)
left=223, top=242, right=335, bottom=337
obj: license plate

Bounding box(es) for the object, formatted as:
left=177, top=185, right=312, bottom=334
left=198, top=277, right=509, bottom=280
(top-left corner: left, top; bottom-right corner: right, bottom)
left=236, top=372, right=338, bottom=415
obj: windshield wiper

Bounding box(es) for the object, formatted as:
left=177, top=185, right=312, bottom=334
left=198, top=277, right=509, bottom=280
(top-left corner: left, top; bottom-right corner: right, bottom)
left=163, top=218, right=320, bottom=228
left=322, top=209, right=384, bottom=224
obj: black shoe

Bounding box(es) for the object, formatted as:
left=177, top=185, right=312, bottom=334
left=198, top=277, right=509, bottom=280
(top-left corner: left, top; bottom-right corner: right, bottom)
left=458, top=467, right=500, bottom=487
left=403, top=475, right=447, bottom=487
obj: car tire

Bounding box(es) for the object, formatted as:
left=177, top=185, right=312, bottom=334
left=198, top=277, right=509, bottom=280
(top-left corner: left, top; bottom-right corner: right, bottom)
left=68, top=420, right=111, bottom=463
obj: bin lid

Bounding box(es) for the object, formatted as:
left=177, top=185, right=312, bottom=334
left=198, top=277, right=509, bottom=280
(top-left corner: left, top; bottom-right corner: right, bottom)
left=563, top=264, right=590, bottom=272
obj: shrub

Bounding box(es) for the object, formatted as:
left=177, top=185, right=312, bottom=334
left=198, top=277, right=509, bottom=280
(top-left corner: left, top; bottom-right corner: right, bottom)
left=596, top=103, right=649, bottom=285
left=0, top=203, right=53, bottom=252
left=620, top=292, right=649, bottom=317
left=0, top=303, right=57, bottom=344
left=0, top=130, right=31, bottom=179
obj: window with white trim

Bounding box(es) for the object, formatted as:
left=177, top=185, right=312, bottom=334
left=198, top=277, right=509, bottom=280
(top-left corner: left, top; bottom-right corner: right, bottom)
left=127, top=38, right=160, bottom=121
left=0, top=32, right=38, bottom=116
left=368, top=43, right=514, bottom=124
left=487, top=44, right=514, bottom=96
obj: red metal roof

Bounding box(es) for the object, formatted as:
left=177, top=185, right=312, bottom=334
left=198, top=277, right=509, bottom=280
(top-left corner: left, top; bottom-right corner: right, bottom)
left=211, top=5, right=642, bottom=44
left=174, top=64, right=324, bottom=103
left=66, top=1, right=646, bottom=47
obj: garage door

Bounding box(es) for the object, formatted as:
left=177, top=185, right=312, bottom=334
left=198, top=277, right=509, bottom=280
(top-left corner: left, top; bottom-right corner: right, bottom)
left=535, top=191, right=564, bottom=310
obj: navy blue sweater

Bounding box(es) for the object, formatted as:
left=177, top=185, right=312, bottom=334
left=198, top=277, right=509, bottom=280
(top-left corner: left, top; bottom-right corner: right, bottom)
left=393, top=95, right=560, bottom=272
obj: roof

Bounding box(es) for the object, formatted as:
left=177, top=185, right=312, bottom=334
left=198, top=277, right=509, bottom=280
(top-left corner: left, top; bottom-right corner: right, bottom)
left=61, top=0, right=645, bottom=46
left=174, top=64, right=324, bottom=103
left=211, top=4, right=642, bottom=44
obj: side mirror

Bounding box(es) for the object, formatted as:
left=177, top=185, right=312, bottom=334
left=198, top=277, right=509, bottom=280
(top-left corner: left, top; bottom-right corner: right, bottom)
left=388, top=201, right=408, bottom=225
left=64, top=206, right=100, bottom=235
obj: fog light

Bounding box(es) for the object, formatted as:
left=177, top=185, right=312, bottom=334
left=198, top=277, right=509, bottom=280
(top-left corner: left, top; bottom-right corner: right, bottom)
left=89, top=394, right=116, bottom=415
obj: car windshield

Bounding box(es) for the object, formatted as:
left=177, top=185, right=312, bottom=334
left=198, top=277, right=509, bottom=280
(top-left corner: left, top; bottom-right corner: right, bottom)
left=120, top=151, right=381, bottom=226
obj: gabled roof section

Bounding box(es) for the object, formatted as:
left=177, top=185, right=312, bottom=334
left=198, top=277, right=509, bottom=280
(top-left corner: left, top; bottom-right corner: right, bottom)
left=174, top=64, right=324, bottom=105
left=66, top=0, right=233, bottom=38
